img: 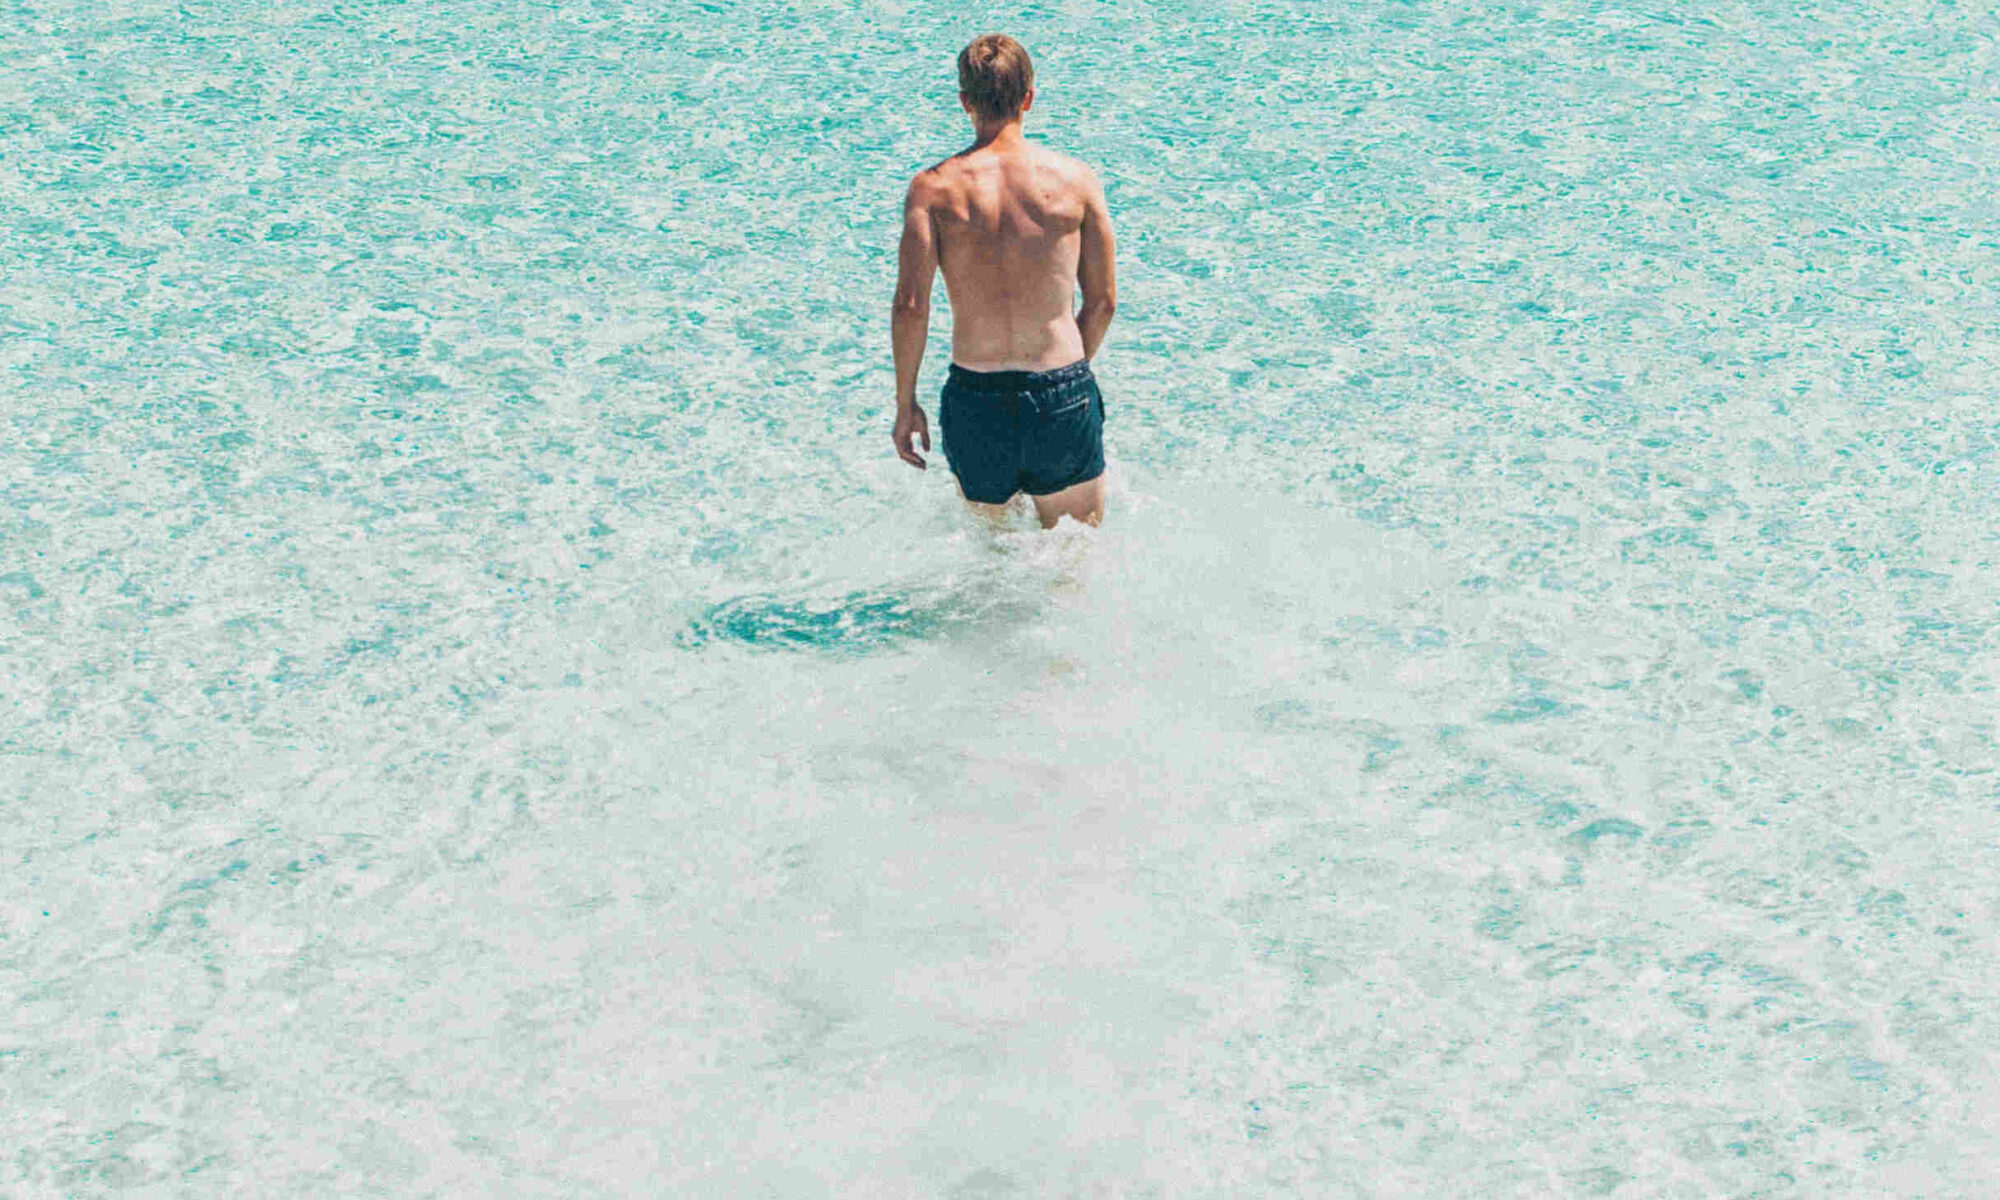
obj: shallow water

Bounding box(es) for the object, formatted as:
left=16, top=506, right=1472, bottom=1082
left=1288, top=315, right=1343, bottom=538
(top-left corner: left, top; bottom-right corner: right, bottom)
left=5, top=1, right=1999, bottom=1196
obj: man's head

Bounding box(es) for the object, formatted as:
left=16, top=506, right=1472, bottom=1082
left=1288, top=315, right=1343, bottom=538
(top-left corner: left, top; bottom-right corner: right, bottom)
left=957, top=34, right=1034, bottom=126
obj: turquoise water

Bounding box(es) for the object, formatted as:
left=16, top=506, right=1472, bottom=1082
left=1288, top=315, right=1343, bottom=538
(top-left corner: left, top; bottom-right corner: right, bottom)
left=6, top=1, right=1999, bottom=1195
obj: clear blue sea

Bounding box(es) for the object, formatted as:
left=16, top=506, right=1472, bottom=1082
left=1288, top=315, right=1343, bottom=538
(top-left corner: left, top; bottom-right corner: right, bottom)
left=5, top=2, right=1998, bottom=1196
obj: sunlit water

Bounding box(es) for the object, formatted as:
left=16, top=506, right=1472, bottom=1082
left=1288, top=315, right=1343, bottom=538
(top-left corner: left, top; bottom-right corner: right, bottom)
left=6, top=1, right=1999, bottom=1196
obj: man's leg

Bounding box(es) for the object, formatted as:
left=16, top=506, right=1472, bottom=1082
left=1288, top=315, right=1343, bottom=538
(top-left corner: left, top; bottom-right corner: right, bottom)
left=966, top=499, right=1015, bottom=526
left=1029, top=475, right=1104, bottom=529
left=958, top=483, right=1019, bottom=527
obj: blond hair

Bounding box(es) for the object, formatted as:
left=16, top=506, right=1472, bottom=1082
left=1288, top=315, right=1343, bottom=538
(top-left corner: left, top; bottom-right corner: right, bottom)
left=957, top=34, right=1034, bottom=122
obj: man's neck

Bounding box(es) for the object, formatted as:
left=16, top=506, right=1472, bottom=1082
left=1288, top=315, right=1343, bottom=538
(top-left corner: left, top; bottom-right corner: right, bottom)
left=970, top=119, right=1027, bottom=151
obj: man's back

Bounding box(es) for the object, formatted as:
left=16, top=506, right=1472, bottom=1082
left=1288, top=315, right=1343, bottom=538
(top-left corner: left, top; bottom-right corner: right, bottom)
left=911, top=142, right=1107, bottom=372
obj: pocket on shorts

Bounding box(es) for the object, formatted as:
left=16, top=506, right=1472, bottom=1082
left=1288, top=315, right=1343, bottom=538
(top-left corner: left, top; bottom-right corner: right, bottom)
left=1040, top=374, right=1098, bottom=416
left=1044, top=379, right=1102, bottom=431
left=1022, top=381, right=1103, bottom=493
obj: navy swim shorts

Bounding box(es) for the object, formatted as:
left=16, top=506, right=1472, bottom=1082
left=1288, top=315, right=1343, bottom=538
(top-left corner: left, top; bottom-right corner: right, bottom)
left=938, top=359, right=1105, bottom=505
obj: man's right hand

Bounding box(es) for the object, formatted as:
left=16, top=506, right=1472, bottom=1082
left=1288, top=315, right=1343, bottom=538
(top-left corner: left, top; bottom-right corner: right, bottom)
left=893, top=403, right=930, bottom=470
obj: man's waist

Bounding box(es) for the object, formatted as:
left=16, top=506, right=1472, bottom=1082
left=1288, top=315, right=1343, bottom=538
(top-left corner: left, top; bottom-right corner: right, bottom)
left=945, top=358, right=1093, bottom=394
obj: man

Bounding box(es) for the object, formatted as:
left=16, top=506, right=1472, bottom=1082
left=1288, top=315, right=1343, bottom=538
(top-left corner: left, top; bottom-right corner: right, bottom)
left=890, top=33, right=1117, bottom=529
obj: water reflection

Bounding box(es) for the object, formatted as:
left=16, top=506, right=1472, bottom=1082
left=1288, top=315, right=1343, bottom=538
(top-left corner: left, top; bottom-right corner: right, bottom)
left=681, top=582, right=1034, bottom=655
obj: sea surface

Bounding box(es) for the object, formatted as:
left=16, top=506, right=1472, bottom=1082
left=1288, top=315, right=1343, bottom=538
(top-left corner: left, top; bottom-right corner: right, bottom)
left=5, top=1, right=1998, bottom=1196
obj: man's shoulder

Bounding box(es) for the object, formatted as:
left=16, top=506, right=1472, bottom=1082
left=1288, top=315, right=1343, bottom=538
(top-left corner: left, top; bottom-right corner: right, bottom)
left=1030, top=146, right=1103, bottom=195
left=904, top=158, right=965, bottom=206
left=906, top=146, right=1100, bottom=205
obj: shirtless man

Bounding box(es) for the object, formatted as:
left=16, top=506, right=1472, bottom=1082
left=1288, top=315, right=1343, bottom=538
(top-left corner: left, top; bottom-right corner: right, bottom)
left=891, top=34, right=1117, bottom=528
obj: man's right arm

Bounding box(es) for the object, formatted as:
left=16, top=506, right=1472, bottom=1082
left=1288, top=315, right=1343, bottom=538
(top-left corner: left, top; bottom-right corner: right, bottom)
left=890, top=175, right=938, bottom=469
left=1075, top=167, right=1117, bottom=361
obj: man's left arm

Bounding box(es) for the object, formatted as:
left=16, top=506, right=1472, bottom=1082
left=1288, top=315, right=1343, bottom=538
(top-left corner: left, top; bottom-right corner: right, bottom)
left=1075, top=167, right=1117, bottom=361
left=891, top=178, right=937, bottom=469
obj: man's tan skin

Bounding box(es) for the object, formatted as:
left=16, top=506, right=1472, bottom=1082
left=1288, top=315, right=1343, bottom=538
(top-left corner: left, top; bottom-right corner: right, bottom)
left=891, top=84, right=1117, bottom=528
